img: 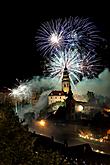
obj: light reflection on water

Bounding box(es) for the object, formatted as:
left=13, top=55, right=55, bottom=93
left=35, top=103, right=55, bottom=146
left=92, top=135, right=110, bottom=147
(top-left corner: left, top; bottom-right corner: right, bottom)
left=30, top=120, right=110, bottom=155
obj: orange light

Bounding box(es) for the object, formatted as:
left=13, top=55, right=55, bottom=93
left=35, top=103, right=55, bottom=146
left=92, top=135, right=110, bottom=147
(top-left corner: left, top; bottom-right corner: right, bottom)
left=39, top=120, right=45, bottom=127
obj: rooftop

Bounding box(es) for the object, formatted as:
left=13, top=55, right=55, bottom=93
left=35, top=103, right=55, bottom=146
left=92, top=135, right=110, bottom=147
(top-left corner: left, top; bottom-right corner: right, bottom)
left=49, top=90, right=65, bottom=96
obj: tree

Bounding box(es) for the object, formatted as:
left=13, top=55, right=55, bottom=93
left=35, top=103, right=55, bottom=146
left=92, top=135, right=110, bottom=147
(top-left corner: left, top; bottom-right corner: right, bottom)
left=0, top=102, right=68, bottom=164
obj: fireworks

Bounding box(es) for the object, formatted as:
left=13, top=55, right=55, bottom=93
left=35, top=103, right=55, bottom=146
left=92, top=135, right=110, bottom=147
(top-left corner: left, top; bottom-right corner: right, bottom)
left=36, top=18, right=69, bottom=55
left=35, top=16, right=103, bottom=86
left=8, top=16, right=103, bottom=100
left=66, top=16, right=101, bottom=50
left=46, top=48, right=100, bottom=87
left=9, top=79, right=32, bottom=101
left=47, top=48, right=82, bottom=87
left=36, top=16, right=101, bottom=56
left=79, top=51, right=101, bottom=78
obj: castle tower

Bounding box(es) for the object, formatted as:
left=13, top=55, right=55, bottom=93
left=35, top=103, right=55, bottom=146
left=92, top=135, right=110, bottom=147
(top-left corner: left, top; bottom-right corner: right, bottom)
left=62, top=67, right=70, bottom=94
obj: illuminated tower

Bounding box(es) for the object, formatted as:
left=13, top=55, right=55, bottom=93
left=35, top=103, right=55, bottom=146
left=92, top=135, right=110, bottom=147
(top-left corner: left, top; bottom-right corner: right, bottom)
left=62, top=67, right=70, bottom=94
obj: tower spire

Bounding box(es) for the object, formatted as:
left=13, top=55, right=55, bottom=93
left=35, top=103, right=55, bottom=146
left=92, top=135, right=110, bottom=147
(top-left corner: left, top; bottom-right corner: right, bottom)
left=62, top=67, right=70, bottom=94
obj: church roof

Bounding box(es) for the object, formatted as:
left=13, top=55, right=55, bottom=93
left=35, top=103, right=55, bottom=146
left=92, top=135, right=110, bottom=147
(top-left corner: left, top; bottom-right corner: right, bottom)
left=64, top=66, right=68, bottom=74
left=49, top=90, right=65, bottom=96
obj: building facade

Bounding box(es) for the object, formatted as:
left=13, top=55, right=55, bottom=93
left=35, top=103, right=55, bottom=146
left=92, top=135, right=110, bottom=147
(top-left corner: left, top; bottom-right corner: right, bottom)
left=48, top=91, right=66, bottom=105
left=48, top=67, right=70, bottom=105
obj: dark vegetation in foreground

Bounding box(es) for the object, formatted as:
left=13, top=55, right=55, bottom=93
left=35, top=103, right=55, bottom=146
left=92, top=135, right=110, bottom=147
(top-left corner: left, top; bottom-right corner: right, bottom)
left=0, top=103, right=110, bottom=165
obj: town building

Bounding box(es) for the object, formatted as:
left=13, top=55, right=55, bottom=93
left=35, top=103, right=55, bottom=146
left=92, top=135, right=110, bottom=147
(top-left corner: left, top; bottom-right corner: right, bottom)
left=48, top=67, right=102, bottom=121
left=48, top=67, right=70, bottom=105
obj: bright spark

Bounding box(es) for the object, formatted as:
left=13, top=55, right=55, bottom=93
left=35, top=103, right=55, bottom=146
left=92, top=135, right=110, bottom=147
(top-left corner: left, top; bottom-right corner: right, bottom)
left=49, top=32, right=62, bottom=46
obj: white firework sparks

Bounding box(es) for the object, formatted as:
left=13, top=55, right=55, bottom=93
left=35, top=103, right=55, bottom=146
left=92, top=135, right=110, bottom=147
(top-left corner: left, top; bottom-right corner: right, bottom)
left=66, top=16, right=102, bottom=50
left=46, top=49, right=101, bottom=88
left=79, top=51, right=101, bottom=78
left=36, top=18, right=69, bottom=55
left=46, top=48, right=82, bottom=87
left=49, top=32, right=62, bottom=46
left=9, top=79, right=32, bottom=101
left=36, top=16, right=102, bottom=56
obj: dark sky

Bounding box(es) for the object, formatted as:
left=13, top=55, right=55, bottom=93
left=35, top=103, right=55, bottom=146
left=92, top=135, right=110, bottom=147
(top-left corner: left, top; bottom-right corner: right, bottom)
left=1, top=3, right=110, bottom=88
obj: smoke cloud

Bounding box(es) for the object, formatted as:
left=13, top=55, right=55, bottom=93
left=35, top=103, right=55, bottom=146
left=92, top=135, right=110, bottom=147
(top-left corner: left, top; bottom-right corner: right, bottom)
left=28, top=76, right=61, bottom=92
left=18, top=90, right=51, bottom=119
left=75, top=68, right=110, bottom=97
left=17, top=68, right=110, bottom=120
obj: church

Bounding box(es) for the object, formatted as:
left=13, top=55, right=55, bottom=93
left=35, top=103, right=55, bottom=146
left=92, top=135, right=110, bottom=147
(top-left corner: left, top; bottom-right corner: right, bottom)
left=48, top=67, right=77, bottom=120
left=48, top=67, right=71, bottom=105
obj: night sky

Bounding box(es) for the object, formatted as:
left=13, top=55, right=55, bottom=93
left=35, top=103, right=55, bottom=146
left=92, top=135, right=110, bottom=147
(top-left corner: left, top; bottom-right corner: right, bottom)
left=1, top=3, right=110, bottom=88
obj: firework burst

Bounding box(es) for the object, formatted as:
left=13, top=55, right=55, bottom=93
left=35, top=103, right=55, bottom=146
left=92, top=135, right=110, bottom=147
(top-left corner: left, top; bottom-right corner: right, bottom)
left=46, top=49, right=101, bottom=87
left=46, top=49, right=82, bottom=87
left=9, top=79, right=32, bottom=101
left=36, top=18, right=69, bottom=55
left=36, top=16, right=102, bottom=56
left=79, top=51, right=101, bottom=78
left=66, top=16, right=102, bottom=50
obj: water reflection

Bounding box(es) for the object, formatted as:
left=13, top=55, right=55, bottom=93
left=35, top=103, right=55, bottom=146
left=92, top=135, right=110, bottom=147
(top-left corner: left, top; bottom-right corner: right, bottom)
left=31, top=120, right=110, bottom=155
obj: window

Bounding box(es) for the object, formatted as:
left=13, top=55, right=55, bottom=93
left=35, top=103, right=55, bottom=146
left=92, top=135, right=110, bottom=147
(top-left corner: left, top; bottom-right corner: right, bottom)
left=64, top=84, right=66, bottom=87
left=67, top=83, right=69, bottom=87
left=55, top=97, right=57, bottom=99
left=51, top=97, right=52, bottom=99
